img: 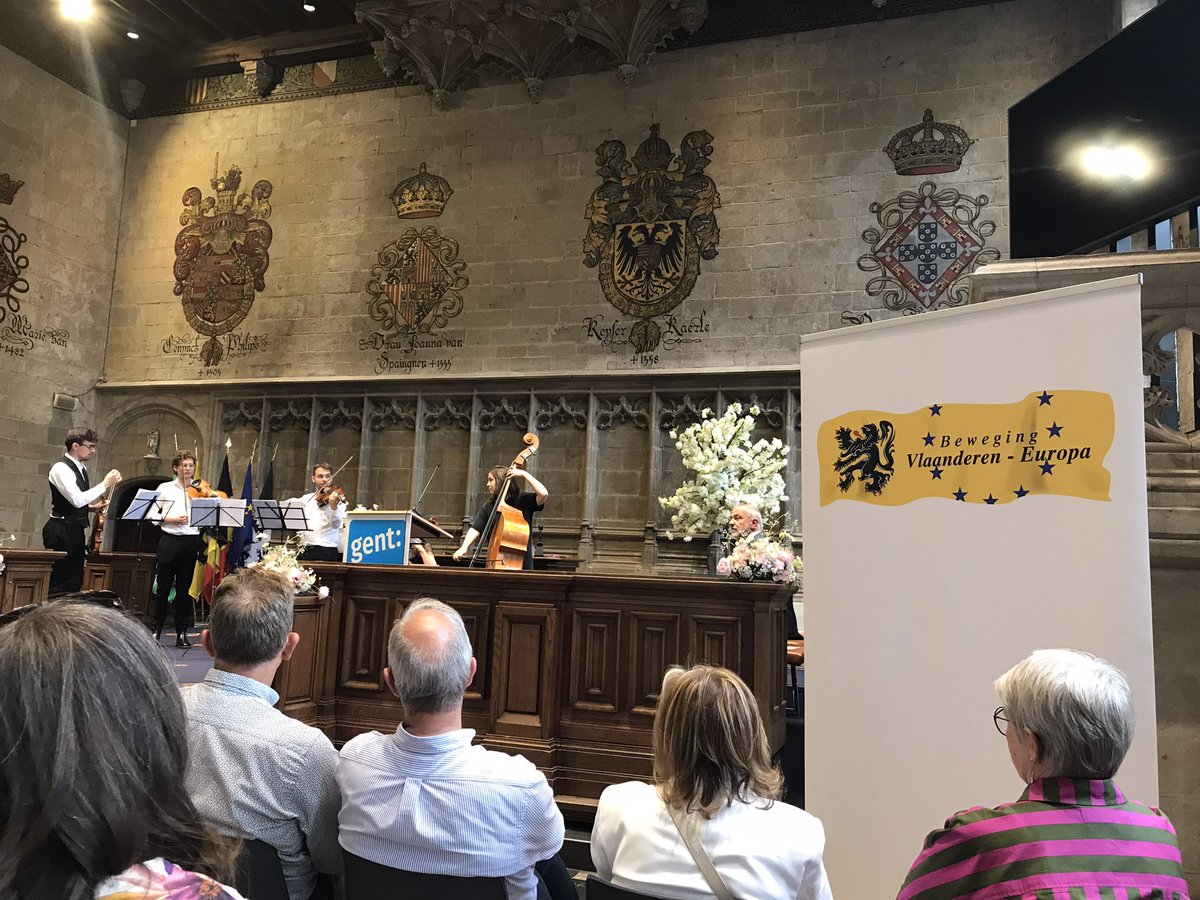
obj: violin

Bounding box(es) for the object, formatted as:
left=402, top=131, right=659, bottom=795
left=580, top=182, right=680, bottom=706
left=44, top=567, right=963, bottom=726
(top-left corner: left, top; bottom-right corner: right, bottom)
left=486, top=433, right=540, bottom=570
left=315, top=484, right=346, bottom=508
left=187, top=478, right=229, bottom=500
left=315, top=456, right=355, bottom=508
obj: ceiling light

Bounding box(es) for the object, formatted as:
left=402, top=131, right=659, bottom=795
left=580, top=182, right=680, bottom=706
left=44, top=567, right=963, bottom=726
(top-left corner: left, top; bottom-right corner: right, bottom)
left=303, top=3, right=317, bottom=11
left=127, top=31, right=139, bottom=39
left=60, top=0, right=94, bottom=21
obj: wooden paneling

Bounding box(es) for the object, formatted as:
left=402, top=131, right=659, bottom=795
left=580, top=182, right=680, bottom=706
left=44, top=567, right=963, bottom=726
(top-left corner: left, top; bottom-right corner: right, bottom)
left=629, top=611, right=680, bottom=715
left=279, top=564, right=790, bottom=809
left=0, top=550, right=61, bottom=612
left=493, top=602, right=559, bottom=738
left=569, top=608, right=621, bottom=714
left=340, top=593, right=390, bottom=691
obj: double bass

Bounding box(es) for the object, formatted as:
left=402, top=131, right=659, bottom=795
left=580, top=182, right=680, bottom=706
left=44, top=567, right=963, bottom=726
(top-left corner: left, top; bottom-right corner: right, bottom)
left=485, top=433, right=540, bottom=570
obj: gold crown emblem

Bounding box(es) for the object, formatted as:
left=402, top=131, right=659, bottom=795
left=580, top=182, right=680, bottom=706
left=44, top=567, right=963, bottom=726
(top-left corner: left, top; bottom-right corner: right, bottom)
left=884, top=109, right=975, bottom=175
left=632, top=124, right=675, bottom=172
left=0, top=173, right=24, bottom=205
left=210, top=165, right=243, bottom=214
left=391, top=162, right=453, bottom=219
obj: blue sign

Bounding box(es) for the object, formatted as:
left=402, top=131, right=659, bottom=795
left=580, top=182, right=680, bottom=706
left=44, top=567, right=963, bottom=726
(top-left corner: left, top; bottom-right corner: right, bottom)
left=345, top=515, right=409, bottom=565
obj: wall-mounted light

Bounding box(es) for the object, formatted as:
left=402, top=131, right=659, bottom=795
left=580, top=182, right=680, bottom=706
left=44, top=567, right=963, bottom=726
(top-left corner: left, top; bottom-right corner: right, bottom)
left=1078, top=144, right=1152, bottom=182
left=60, top=0, right=94, bottom=21
left=127, top=31, right=140, bottom=39
left=303, top=3, right=317, bottom=11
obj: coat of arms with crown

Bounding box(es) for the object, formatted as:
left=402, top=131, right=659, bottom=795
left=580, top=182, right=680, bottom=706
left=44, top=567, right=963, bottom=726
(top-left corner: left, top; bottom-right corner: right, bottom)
left=583, top=124, right=721, bottom=353
left=173, top=158, right=274, bottom=366
left=364, top=162, right=467, bottom=342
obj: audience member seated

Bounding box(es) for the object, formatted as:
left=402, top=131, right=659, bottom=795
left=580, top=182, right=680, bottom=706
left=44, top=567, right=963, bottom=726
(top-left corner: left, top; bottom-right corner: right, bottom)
left=336, top=597, right=575, bottom=900
left=183, top=567, right=342, bottom=900
left=898, top=648, right=1188, bottom=900
left=591, top=664, right=833, bottom=900
left=0, top=594, right=245, bottom=899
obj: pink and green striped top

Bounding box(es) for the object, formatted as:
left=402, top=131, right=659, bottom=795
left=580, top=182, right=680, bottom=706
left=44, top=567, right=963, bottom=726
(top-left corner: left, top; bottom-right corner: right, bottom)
left=898, top=778, right=1189, bottom=900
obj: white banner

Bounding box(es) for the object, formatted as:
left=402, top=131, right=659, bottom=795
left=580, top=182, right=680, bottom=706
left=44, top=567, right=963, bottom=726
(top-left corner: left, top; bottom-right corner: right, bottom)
left=799, top=275, right=1155, bottom=899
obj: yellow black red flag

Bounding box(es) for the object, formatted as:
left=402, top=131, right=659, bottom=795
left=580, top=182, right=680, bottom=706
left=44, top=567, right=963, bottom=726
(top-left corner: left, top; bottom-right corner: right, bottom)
left=817, top=390, right=1114, bottom=506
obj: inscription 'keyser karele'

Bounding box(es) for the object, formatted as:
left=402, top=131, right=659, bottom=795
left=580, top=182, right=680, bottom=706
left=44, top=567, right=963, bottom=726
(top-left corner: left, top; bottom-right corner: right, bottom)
left=818, top=390, right=1114, bottom=507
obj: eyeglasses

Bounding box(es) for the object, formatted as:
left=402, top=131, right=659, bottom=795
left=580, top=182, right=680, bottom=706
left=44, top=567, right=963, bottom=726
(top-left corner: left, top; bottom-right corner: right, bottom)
left=0, top=591, right=123, bottom=629
left=81, top=442, right=97, bottom=449
left=993, top=706, right=1008, bottom=736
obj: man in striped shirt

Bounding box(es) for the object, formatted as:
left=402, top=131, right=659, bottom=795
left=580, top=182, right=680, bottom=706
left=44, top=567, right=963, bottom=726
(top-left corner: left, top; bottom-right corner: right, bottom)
left=898, top=649, right=1188, bottom=900
left=337, top=597, right=574, bottom=900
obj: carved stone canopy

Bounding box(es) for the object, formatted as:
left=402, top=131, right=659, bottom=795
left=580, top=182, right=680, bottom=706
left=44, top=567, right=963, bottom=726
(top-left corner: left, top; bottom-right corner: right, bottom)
left=356, top=0, right=708, bottom=108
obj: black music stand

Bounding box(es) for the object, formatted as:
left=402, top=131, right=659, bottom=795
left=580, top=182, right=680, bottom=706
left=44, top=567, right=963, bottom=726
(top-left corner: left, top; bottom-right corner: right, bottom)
left=122, top=488, right=169, bottom=566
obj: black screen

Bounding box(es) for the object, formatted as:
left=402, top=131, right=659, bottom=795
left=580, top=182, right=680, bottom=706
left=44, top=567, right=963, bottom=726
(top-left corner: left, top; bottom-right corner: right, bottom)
left=1008, top=0, right=1200, bottom=258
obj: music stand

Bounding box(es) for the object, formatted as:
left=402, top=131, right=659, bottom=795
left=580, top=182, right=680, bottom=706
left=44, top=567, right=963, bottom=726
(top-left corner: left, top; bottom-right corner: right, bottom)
left=190, top=497, right=248, bottom=529
left=251, top=499, right=311, bottom=534
left=185, top=498, right=249, bottom=639
left=122, top=489, right=169, bottom=565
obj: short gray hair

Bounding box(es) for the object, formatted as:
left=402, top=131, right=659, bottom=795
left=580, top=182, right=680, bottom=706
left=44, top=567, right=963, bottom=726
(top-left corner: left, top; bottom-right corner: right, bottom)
left=994, top=648, right=1134, bottom=779
left=387, top=597, right=473, bottom=714
left=209, top=568, right=296, bottom=667
left=733, top=500, right=762, bottom=523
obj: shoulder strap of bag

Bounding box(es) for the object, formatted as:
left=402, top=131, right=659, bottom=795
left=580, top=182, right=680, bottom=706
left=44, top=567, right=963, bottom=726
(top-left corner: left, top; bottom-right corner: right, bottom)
left=666, top=803, right=738, bottom=900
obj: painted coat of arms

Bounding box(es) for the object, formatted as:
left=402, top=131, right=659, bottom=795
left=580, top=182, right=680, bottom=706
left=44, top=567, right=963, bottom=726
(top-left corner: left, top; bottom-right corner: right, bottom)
left=365, top=227, right=468, bottom=337
left=583, top=124, right=720, bottom=352
left=857, top=181, right=998, bottom=314
left=173, top=161, right=273, bottom=366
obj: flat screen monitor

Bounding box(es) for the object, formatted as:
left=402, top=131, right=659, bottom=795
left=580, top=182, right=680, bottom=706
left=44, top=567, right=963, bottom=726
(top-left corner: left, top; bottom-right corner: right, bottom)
left=1008, top=0, right=1200, bottom=258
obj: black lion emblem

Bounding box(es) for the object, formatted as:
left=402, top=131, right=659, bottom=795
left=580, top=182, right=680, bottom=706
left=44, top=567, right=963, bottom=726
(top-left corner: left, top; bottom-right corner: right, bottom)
left=834, top=421, right=896, bottom=495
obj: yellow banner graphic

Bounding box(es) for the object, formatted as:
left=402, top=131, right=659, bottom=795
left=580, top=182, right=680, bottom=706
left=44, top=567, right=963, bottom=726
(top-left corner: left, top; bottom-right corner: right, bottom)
left=817, top=390, right=1114, bottom=506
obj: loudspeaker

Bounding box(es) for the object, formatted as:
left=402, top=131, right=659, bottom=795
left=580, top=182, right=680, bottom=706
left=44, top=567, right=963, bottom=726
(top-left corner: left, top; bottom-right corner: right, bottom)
left=52, top=393, right=78, bottom=411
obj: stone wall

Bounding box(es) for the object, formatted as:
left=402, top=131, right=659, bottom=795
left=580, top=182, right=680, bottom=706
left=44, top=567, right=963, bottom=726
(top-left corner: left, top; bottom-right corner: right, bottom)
left=101, top=0, right=1112, bottom=389
left=0, top=45, right=127, bottom=544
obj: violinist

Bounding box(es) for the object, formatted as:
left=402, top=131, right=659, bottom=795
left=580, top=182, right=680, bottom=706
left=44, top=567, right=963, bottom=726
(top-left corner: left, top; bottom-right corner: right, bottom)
left=452, top=465, right=548, bottom=570
left=286, top=462, right=346, bottom=562
left=148, top=452, right=201, bottom=647
left=43, top=427, right=122, bottom=595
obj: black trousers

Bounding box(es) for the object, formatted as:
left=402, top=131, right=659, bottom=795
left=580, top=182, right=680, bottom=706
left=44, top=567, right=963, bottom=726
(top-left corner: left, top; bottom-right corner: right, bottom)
left=298, top=545, right=341, bottom=562
left=42, top=518, right=86, bottom=595
left=151, top=532, right=201, bottom=635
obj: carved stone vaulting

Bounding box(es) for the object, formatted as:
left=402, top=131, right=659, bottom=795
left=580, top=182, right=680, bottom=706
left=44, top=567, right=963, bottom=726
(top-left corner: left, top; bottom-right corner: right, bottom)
left=356, top=0, right=709, bottom=107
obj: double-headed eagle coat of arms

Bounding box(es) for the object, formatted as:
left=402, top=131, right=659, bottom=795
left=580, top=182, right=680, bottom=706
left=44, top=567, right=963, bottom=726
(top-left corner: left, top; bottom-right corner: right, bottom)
left=173, top=162, right=273, bottom=366
left=583, top=124, right=721, bottom=353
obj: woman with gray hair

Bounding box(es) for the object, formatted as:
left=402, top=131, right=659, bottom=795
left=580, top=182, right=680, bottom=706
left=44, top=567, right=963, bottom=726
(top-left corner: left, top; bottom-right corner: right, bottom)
left=898, top=649, right=1187, bottom=900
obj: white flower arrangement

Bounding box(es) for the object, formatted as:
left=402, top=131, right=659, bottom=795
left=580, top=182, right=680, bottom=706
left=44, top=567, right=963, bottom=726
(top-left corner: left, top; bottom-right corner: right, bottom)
left=248, top=535, right=330, bottom=598
left=659, top=403, right=789, bottom=541
left=716, top=534, right=802, bottom=585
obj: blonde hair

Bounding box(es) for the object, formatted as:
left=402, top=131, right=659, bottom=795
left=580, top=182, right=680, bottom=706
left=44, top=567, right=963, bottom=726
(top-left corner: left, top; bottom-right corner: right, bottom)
left=653, top=664, right=783, bottom=817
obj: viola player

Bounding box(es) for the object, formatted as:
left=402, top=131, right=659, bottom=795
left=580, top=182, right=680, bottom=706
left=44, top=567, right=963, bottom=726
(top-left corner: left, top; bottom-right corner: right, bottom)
left=42, top=427, right=121, bottom=595
left=452, top=465, right=548, bottom=570
left=286, top=462, right=346, bottom=562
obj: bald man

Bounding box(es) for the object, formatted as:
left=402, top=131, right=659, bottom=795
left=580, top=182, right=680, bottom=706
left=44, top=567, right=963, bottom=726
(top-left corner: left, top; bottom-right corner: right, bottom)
left=336, top=598, right=574, bottom=900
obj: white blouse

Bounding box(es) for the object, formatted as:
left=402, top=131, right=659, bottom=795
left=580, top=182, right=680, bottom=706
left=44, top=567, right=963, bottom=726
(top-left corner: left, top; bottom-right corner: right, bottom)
left=591, top=780, right=833, bottom=900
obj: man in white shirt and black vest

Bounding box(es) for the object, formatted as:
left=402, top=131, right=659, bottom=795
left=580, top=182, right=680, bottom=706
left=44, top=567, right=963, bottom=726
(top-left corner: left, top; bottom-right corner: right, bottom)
left=42, top=428, right=121, bottom=595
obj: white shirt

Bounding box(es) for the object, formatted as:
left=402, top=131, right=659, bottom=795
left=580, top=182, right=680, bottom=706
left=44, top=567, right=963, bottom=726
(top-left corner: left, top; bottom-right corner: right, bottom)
left=47, top=455, right=106, bottom=511
left=183, top=670, right=342, bottom=900
left=285, top=492, right=344, bottom=549
left=151, top=479, right=199, bottom=535
left=591, top=780, right=833, bottom=900
left=337, top=725, right=564, bottom=900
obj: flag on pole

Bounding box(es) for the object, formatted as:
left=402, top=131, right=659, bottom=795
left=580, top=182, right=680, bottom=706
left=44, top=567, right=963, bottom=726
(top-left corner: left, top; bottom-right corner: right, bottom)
left=226, top=461, right=254, bottom=572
